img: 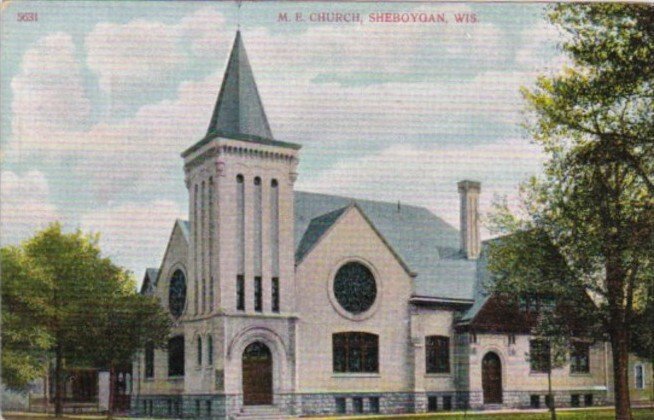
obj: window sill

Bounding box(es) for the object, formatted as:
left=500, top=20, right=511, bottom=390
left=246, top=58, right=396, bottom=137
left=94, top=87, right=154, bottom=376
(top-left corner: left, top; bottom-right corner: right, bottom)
left=529, top=372, right=549, bottom=376
left=332, top=373, right=381, bottom=378
left=425, top=373, right=452, bottom=378
left=570, top=372, right=592, bottom=377
left=167, top=376, right=184, bottom=381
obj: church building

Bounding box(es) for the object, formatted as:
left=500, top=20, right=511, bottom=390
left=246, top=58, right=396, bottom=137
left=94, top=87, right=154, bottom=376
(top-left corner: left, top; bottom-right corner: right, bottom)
left=132, top=32, right=640, bottom=419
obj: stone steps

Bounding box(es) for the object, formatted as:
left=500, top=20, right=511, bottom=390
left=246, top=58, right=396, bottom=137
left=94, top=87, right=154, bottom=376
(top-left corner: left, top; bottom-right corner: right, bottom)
left=232, top=404, right=293, bottom=419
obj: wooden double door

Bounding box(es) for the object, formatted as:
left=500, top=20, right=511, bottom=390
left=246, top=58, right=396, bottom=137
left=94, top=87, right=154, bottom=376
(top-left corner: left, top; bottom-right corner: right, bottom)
left=242, top=342, right=273, bottom=405
left=482, top=352, right=503, bottom=404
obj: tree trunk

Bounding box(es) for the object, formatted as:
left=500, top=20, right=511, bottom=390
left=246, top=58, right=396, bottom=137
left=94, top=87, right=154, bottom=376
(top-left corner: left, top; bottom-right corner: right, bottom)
left=54, top=344, right=63, bottom=417
left=611, top=327, right=632, bottom=420
left=108, top=364, right=115, bottom=418
left=548, top=363, right=556, bottom=420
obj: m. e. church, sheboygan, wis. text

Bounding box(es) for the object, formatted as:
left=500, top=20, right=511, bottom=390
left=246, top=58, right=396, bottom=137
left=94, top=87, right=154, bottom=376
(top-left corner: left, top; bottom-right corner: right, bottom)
left=128, top=31, right=652, bottom=419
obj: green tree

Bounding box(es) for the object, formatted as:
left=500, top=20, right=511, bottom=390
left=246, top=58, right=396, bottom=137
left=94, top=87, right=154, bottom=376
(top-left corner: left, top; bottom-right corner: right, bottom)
left=83, top=285, right=170, bottom=416
left=1, top=223, right=171, bottom=417
left=491, top=4, right=653, bottom=419
left=1, top=247, right=52, bottom=390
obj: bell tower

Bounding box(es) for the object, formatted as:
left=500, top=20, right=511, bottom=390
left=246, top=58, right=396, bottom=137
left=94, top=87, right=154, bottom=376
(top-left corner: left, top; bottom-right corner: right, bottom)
left=181, top=31, right=301, bottom=318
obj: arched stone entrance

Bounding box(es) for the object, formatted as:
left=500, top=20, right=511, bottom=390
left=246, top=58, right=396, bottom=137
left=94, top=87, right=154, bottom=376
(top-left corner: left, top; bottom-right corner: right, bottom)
left=482, top=352, right=502, bottom=404
left=242, top=342, right=273, bottom=405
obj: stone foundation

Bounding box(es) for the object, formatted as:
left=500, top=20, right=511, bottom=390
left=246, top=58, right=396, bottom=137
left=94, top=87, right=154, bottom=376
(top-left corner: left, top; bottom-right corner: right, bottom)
left=132, top=389, right=608, bottom=418
left=467, top=389, right=608, bottom=410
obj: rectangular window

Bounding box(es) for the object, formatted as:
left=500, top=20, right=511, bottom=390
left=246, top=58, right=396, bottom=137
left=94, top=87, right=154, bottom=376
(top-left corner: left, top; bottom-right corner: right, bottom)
left=271, top=277, right=280, bottom=313
left=332, top=332, right=379, bottom=373
left=530, top=340, right=551, bottom=373
left=142, top=400, right=146, bottom=413
left=335, top=397, right=346, bottom=414
left=206, top=400, right=212, bottom=416
left=207, top=335, right=213, bottom=365
left=570, top=342, right=590, bottom=373
left=168, top=335, right=185, bottom=377
left=426, top=336, right=450, bottom=373
left=148, top=400, right=153, bottom=416
left=635, top=365, right=645, bottom=389
left=508, top=334, right=516, bottom=345
left=236, top=275, right=245, bottom=310
left=571, top=394, right=580, bottom=407
left=584, top=394, right=593, bottom=407
left=353, top=397, right=363, bottom=413
left=369, top=397, right=380, bottom=414
left=196, top=400, right=201, bottom=416
left=197, top=337, right=202, bottom=366
left=145, top=342, right=154, bottom=378
left=254, top=276, right=262, bottom=312
left=470, top=332, right=477, bottom=344
left=168, top=399, right=172, bottom=415
left=427, top=396, right=438, bottom=412
left=530, top=395, right=540, bottom=408
left=443, top=396, right=452, bottom=411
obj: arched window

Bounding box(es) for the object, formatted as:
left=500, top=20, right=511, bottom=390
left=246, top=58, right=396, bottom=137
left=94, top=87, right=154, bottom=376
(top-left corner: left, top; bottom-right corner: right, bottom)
left=144, top=342, right=154, bottom=379
left=168, top=335, right=184, bottom=377
left=426, top=336, right=450, bottom=373
left=635, top=364, right=645, bottom=389
left=197, top=336, right=202, bottom=365
left=207, top=335, right=213, bottom=365
left=236, top=174, right=245, bottom=276
left=169, top=270, right=186, bottom=318
left=332, top=332, right=378, bottom=373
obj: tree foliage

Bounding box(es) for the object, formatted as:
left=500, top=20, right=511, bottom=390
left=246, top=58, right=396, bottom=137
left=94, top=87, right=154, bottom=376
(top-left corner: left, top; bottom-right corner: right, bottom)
left=1, top=223, right=170, bottom=416
left=489, top=4, right=653, bottom=419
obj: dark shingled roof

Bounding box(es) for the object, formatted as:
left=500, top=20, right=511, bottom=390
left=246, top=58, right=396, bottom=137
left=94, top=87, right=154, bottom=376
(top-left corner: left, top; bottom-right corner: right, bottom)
left=207, top=31, right=273, bottom=141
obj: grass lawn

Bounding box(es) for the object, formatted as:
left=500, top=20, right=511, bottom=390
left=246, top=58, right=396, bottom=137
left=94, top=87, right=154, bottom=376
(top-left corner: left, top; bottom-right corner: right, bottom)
left=314, top=408, right=654, bottom=420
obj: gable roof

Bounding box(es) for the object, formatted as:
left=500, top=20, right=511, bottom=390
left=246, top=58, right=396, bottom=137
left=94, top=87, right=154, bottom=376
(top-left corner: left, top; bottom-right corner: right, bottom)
left=140, top=268, right=159, bottom=295
left=294, top=191, right=477, bottom=301
left=295, top=203, right=415, bottom=276
left=295, top=205, right=349, bottom=262
left=206, top=31, right=273, bottom=141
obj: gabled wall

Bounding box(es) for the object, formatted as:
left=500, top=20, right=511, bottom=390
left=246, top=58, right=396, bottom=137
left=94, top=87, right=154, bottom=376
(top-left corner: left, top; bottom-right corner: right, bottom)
left=295, top=206, right=414, bottom=394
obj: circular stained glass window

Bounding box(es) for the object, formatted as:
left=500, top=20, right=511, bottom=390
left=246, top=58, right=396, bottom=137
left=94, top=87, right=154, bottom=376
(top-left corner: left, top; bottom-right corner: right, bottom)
left=333, top=262, right=377, bottom=315
left=169, top=269, right=186, bottom=318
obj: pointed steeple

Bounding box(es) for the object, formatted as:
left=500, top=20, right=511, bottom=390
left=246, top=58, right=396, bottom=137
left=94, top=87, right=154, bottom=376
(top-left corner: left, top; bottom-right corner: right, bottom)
left=207, top=31, right=273, bottom=140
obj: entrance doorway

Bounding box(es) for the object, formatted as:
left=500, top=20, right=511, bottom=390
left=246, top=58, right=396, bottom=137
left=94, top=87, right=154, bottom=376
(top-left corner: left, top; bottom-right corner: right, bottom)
left=482, top=352, right=502, bottom=404
left=242, top=342, right=273, bottom=405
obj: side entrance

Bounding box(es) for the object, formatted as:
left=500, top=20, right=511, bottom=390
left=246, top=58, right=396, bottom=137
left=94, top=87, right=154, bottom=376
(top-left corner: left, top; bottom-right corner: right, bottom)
left=482, top=352, right=503, bottom=404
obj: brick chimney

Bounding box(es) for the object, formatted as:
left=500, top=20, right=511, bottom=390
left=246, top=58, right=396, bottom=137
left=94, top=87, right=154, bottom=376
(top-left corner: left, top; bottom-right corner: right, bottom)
left=458, top=180, right=481, bottom=259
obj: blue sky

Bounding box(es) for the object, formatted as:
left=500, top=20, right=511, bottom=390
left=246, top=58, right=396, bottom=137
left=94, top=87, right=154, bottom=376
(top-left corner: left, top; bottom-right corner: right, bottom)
left=1, top=1, right=564, bottom=281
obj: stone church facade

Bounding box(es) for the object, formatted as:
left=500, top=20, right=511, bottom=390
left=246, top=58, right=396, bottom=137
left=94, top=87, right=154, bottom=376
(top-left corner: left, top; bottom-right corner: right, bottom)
left=132, top=32, right=632, bottom=419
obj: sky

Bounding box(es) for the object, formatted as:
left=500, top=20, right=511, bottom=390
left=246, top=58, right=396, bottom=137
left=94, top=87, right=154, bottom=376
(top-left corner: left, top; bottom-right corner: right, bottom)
left=1, top=1, right=566, bottom=282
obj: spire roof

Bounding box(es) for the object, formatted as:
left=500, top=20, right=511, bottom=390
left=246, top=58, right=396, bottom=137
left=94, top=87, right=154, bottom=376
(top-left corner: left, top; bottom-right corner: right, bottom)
left=206, top=31, right=273, bottom=140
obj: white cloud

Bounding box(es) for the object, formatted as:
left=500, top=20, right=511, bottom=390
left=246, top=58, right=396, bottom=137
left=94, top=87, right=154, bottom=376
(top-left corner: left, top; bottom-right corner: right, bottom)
left=1, top=170, right=59, bottom=245
left=84, top=6, right=229, bottom=112
left=11, top=32, right=91, bottom=139
left=80, top=199, right=186, bottom=275
left=297, top=138, right=545, bottom=237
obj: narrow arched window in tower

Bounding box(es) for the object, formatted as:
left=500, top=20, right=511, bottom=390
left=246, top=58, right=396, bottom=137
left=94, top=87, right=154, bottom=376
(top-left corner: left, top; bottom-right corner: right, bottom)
left=194, top=183, right=199, bottom=316
left=270, top=179, right=280, bottom=312
left=253, top=177, right=262, bottom=278
left=207, top=335, right=213, bottom=365
left=236, top=175, right=245, bottom=275
left=197, top=336, right=202, bottom=366
left=201, top=180, right=206, bottom=314
left=236, top=175, right=245, bottom=311
left=208, top=177, right=214, bottom=313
